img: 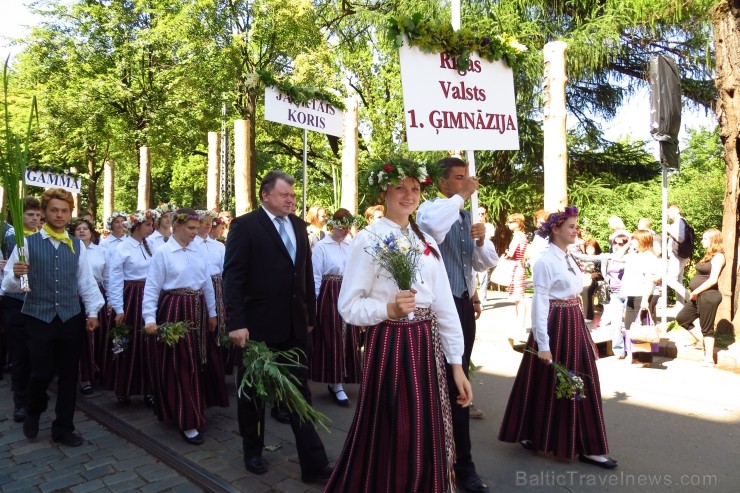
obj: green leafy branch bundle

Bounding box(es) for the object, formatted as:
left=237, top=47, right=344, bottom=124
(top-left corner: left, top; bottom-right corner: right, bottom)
left=151, top=321, right=194, bottom=347
left=1, top=56, right=37, bottom=291
left=235, top=339, right=330, bottom=432
left=387, top=13, right=527, bottom=71
left=109, top=323, right=132, bottom=357
left=247, top=70, right=346, bottom=111
left=525, top=348, right=587, bottom=401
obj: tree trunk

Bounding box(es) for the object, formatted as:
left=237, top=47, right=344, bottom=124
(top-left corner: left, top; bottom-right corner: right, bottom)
left=138, top=146, right=151, bottom=210
left=711, top=0, right=740, bottom=338
left=246, top=92, right=257, bottom=211
left=104, top=160, right=115, bottom=223
left=341, top=97, right=359, bottom=214
left=86, top=145, right=98, bottom=220
left=543, top=41, right=569, bottom=212
left=207, top=131, right=220, bottom=211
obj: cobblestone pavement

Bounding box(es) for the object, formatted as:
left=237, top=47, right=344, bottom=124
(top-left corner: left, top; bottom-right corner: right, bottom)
left=2, top=292, right=739, bottom=492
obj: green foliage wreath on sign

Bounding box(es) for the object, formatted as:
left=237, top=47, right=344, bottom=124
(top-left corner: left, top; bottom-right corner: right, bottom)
left=386, top=13, right=527, bottom=71
left=251, top=70, right=346, bottom=111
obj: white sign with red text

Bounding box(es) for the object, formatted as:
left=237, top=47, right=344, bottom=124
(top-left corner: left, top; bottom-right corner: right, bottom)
left=264, top=86, right=344, bottom=137
left=399, top=44, right=519, bottom=151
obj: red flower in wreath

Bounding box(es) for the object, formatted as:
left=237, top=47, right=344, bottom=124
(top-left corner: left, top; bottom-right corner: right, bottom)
left=423, top=177, right=433, bottom=185
left=384, top=163, right=393, bottom=172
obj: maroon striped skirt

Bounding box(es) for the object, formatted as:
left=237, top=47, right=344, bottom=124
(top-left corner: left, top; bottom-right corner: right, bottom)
left=145, top=288, right=228, bottom=432
left=498, top=298, right=609, bottom=458
left=79, top=283, right=112, bottom=384
left=102, top=280, right=149, bottom=397
left=213, top=274, right=238, bottom=375
left=325, top=308, right=454, bottom=493
left=309, top=275, right=362, bottom=384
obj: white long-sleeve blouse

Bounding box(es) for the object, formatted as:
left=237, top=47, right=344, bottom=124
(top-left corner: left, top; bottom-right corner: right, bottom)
left=337, top=217, right=464, bottom=364
left=312, top=234, right=352, bottom=298
left=107, top=236, right=153, bottom=314
left=142, top=239, right=217, bottom=325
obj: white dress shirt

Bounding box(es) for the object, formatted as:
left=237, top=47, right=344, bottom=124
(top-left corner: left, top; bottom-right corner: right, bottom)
left=261, top=206, right=297, bottom=252
left=148, top=230, right=171, bottom=252
left=417, top=194, right=499, bottom=293
left=86, top=242, right=109, bottom=289
left=312, top=233, right=352, bottom=298
left=337, top=217, right=464, bottom=364
left=195, top=236, right=225, bottom=276
left=142, top=238, right=217, bottom=324
left=620, top=251, right=660, bottom=298
left=531, top=245, right=583, bottom=352
left=1, top=230, right=104, bottom=317
left=108, top=236, right=153, bottom=314
left=101, top=233, right=127, bottom=255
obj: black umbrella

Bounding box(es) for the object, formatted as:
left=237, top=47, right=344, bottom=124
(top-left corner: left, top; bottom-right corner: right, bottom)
left=648, top=54, right=682, bottom=169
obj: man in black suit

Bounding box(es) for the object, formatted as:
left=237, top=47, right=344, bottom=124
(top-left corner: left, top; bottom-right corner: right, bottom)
left=224, top=170, right=331, bottom=484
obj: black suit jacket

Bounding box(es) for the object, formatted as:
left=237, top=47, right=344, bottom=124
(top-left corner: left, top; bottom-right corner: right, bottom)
left=223, top=207, right=316, bottom=344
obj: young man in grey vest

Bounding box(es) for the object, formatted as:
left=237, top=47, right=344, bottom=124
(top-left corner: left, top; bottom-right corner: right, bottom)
left=2, top=188, right=103, bottom=447
left=417, top=157, right=498, bottom=493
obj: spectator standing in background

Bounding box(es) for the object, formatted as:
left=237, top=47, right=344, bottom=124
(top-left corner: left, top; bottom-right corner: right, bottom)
left=475, top=206, right=496, bottom=303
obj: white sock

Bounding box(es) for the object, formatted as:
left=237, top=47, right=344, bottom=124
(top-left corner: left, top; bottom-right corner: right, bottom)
left=332, top=384, right=348, bottom=401
left=184, top=428, right=199, bottom=438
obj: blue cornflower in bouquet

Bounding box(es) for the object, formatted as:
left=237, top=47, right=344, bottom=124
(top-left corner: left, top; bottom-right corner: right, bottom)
left=365, top=228, right=431, bottom=320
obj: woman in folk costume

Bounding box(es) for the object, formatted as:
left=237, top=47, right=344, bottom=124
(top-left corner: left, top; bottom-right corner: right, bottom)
left=143, top=209, right=228, bottom=445
left=70, top=218, right=110, bottom=394
left=498, top=207, right=617, bottom=469
left=309, top=208, right=362, bottom=407
left=325, top=159, right=473, bottom=493
left=148, top=203, right=177, bottom=251
left=104, top=209, right=159, bottom=406
left=100, top=211, right=128, bottom=254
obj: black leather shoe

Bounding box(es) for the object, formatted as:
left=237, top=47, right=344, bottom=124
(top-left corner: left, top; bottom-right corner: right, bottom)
left=244, top=455, right=268, bottom=475
left=520, top=440, right=535, bottom=451
left=182, top=431, right=204, bottom=445
left=13, top=407, right=26, bottom=423
left=144, top=394, right=156, bottom=408
left=23, top=413, right=40, bottom=438
left=579, top=455, right=618, bottom=469
left=53, top=431, right=83, bottom=447
left=270, top=406, right=291, bottom=424
left=457, top=472, right=490, bottom=493
left=80, top=385, right=94, bottom=396
left=328, top=385, right=350, bottom=407
left=302, top=465, right=333, bottom=484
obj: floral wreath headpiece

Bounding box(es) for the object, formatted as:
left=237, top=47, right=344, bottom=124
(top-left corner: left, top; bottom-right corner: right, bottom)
left=366, top=158, right=436, bottom=191
left=326, top=215, right=359, bottom=231
left=156, top=203, right=178, bottom=215
left=212, top=216, right=226, bottom=228
left=196, top=209, right=219, bottom=223
left=106, top=211, right=129, bottom=230
left=536, top=206, right=579, bottom=239
left=173, top=213, right=202, bottom=224
left=124, top=209, right=161, bottom=231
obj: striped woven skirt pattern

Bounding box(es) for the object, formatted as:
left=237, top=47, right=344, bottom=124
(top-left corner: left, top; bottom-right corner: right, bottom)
left=213, top=274, right=238, bottom=375
left=145, top=289, right=228, bottom=432
left=309, top=275, right=362, bottom=384
left=498, top=298, right=609, bottom=458
left=325, top=309, right=454, bottom=493
left=102, top=280, right=149, bottom=397
left=79, top=283, right=112, bottom=385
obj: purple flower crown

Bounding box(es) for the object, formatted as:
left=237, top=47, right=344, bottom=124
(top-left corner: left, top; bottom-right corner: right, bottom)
left=536, top=206, right=579, bottom=238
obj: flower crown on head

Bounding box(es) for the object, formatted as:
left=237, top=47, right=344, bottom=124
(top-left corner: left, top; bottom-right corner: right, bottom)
left=196, top=209, right=219, bottom=223
left=173, top=213, right=201, bottom=224
left=366, top=158, right=436, bottom=191
left=212, top=216, right=226, bottom=228
left=124, top=209, right=161, bottom=231
left=106, top=211, right=129, bottom=230
left=326, top=215, right=359, bottom=231
left=156, top=203, right=178, bottom=215
left=537, top=206, right=579, bottom=239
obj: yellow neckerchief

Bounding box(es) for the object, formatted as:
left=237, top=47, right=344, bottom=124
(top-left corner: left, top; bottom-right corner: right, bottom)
left=42, top=223, right=75, bottom=253
left=23, top=228, right=38, bottom=237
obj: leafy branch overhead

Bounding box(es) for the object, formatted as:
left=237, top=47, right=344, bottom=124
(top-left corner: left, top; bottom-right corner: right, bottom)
left=386, top=13, right=527, bottom=72
left=252, top=70, right=346, bottom=111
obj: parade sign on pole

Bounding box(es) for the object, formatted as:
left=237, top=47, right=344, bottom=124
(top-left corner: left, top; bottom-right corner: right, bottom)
left=24, top=169, right=81, bottom=193
left=398, top=45, right=519, bottom=151
left=264, top=86, right=345, bottom=138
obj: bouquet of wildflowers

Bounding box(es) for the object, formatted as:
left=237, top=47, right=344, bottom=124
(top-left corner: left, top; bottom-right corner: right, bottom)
left=526, top=349, right=586, bottom=401
left=365, top=229, right=428, bottom=320
left=228, top=338, right=330, bottom=432
left=109, top=323, right=131, bottom=358
left=150, top=321, right=193, bottom=347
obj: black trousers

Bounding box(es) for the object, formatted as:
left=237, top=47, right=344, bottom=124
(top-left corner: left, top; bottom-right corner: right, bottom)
left=447, top=294, right=478, bottom=479
left=236, top=336, right=328, bottom=474
left=2, top=296, right=30, bottom=409
left=676, top=290, right=722, bottom=336
left=24, top=312, right=85, bottom=438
